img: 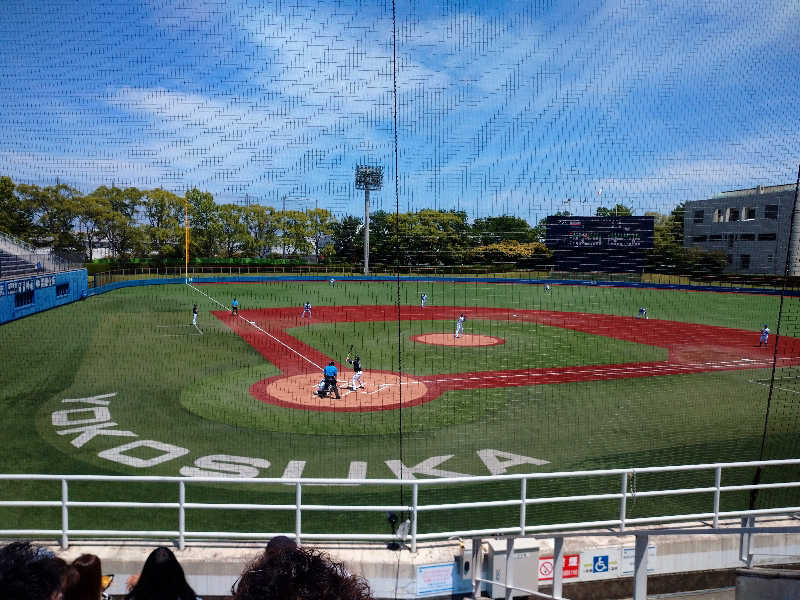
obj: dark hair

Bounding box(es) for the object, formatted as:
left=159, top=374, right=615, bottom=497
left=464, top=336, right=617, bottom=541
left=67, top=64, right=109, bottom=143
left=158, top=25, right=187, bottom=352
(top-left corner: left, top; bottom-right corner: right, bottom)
left=232, top=546, right=372, bottom=600
left=64, top=554, right=102, bottom=600
left=126, top=547, right=197, bottom=600
left=0, top=541, right=67, bottom=600
left=329, top=361, right=335, bottom=366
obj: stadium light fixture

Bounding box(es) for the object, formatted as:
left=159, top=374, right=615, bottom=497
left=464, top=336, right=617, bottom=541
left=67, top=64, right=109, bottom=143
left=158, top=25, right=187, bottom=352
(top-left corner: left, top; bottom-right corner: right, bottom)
left=355, top=165, right=383, bottom=275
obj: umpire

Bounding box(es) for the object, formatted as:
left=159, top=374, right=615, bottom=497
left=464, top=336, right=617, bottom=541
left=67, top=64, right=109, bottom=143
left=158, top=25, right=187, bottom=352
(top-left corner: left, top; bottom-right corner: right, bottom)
left=322, top=361, right=341, bottom=399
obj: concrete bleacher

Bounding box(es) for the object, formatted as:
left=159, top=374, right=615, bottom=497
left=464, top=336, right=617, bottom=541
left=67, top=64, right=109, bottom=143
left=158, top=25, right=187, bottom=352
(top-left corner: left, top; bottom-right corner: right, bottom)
left=0, top=248, right=39, bottom=279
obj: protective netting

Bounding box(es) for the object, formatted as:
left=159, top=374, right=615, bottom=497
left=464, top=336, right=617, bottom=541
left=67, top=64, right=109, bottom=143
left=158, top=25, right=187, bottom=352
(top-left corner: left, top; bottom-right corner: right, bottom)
left=0, top=0, right=799, bottom=538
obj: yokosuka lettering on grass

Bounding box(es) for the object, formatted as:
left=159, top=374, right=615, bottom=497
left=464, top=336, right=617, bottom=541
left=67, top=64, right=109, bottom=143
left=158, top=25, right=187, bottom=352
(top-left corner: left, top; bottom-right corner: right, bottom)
left=52, top=394, right=549, bottom=479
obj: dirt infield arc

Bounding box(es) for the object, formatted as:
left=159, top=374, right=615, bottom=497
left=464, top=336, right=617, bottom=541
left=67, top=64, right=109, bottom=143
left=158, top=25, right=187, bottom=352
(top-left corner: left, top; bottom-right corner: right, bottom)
left=213, top=306, right=800, bottom=412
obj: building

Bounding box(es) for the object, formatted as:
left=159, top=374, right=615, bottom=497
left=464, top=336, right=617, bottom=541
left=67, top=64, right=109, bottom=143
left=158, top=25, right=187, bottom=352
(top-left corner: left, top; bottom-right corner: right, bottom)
left=684, top=184, right=796, bottom=274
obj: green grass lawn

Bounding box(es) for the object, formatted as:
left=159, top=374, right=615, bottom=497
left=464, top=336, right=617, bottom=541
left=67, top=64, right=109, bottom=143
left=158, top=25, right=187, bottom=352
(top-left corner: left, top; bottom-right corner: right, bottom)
left=1, top=278, right=799, bottom=536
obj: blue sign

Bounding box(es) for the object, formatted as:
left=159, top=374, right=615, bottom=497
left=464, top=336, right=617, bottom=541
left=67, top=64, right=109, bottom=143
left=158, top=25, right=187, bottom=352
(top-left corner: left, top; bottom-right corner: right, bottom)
left=592, top=555, right=609, bottom=573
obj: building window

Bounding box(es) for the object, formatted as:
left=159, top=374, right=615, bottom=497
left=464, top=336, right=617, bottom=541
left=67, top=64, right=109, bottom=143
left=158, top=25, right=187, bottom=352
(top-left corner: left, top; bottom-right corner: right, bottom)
left=14, top=290, right=34, bottom=307
left=743, top=207, right=756, bottom=220
left=713, top=209, right=723, bottom=223
left=740, top=254, right=750, bottom=269
left=727, top=254, right=733, bottom=265
left=758, top=233, right=777, bottom=241
left=691, top=235, right=707, bottom=242
left=709, top=234, right=723, bottom=241
left=739, top=233, right=755, bottom=241
left=56, top=283, right=69, bottom=297
left=726, top=208, right=740, bottom=222
left=693, top=210, right=704, bottom=224
left=765, top=204, right=778, bottom=219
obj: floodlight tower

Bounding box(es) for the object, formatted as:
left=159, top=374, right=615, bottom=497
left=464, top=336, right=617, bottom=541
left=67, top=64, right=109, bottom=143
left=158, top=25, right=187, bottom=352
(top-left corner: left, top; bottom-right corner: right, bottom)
left=355, top=165, right=383, bottom=274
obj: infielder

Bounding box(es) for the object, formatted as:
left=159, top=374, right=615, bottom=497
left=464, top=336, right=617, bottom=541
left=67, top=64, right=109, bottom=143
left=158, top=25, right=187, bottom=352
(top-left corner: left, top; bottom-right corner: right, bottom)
left=329, top=278, right=335, bottom=287
left=192, top=303, right=198, bottom=326
left=544, top=284, right=551, bottom=294
left=759, top=324, right=770, bottom=347
left=420, top=293, right=427, bottom=308
left=638, top=307, right=648, bottom=319
left=346, top=353, right=365, bottom=390
left=301, top=302, right=312, bottom=318
left=455, top=313, right=466, bottom=338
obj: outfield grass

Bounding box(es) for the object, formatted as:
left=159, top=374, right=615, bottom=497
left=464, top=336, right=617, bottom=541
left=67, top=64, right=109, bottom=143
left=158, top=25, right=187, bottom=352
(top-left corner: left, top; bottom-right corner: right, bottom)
left=1, top=278, right=799, bottom=536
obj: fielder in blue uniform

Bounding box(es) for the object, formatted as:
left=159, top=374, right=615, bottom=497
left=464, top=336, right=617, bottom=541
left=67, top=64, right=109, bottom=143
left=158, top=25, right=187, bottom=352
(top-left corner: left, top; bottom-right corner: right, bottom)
left=301, top=302, right=312, bottom=318
left=455, top=313, right=466, bottom=338
left=638, top=307, right=648, bottom=319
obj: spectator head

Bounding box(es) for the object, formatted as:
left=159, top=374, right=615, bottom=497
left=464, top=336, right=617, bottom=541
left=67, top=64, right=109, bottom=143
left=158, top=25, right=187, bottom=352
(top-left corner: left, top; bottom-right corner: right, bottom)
left=63, top=554, right=102, bottom=600
left=126, top=547, right=196, bottom=600
left=232, top=546, right=372, bottom=600
left=265, top=535, right=296, bottom=552
left=0, top=541, right=68, bottom=600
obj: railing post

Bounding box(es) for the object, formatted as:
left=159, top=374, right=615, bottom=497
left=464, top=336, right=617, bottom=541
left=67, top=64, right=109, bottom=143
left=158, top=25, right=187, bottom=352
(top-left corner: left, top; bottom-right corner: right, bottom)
left=633, top=533, right=649, bottom=599
left=471, top=537, right=482, bottom=600
left=619, top=472, right=628, bottom=532
left=295, top=483, right=302, bottom=546
left=178, top=480, right=186, bottom=550
left=713, top=466, right=722, bottom=528
left=411, top=483, right=418, bottom=553
left=504, top=536, right=515, bottom=600
left=552, top=535, right=564, bottom=599
left=61, top=479, right=69, bottom=550
left=519, top=478, right=527, bottom=535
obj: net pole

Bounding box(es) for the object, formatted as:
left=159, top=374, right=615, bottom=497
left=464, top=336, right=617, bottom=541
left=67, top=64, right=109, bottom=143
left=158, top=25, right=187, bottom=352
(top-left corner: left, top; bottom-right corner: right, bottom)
left=184, top=193, right=190, bottom=282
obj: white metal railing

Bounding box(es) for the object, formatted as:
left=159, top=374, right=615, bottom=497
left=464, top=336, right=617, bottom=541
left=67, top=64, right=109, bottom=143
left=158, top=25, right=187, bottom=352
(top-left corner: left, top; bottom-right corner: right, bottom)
left=0, top=230, right=79, bottom=274
left=0, top=458, right=799, bottom=554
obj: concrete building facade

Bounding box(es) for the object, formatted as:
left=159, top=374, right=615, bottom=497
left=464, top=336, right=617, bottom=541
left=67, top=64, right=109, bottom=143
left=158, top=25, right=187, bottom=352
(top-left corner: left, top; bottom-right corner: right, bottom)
left=683, top=184, right=796, bottom=275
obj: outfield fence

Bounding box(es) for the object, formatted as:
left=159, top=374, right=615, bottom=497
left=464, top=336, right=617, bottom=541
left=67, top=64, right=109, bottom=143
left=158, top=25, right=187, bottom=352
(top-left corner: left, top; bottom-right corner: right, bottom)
left=2, top=458, right=799, bottom=552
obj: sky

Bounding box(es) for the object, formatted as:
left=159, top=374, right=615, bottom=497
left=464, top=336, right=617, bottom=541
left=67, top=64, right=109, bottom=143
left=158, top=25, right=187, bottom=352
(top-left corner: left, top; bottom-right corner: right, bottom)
left=0, top=0, right=799, bottom=224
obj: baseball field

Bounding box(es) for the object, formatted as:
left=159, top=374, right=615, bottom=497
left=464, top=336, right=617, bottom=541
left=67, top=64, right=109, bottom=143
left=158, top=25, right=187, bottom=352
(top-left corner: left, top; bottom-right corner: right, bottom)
left=1, top=276, right=799, bottom=537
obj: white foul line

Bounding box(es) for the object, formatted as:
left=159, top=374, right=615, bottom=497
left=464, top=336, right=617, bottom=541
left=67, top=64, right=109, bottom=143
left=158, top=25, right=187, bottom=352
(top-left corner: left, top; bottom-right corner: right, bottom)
left=187, top=283, right=322, bottom=370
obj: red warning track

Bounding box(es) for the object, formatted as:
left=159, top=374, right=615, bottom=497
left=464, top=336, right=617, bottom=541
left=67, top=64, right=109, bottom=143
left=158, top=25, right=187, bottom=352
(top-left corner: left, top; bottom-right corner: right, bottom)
left=213, top=306, right=800, bottom=413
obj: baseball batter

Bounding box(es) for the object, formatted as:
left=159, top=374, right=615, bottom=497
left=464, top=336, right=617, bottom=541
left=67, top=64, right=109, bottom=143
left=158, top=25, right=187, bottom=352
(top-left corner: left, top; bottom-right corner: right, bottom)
left=346, top=353, right=365, bottom=390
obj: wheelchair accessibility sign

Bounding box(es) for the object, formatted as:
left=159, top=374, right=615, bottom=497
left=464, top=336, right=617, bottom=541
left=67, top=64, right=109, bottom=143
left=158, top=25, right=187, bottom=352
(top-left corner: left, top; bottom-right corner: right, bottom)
left=580, top=548, right=620, bottom=580
left=592, top=555, right=608, bottom=573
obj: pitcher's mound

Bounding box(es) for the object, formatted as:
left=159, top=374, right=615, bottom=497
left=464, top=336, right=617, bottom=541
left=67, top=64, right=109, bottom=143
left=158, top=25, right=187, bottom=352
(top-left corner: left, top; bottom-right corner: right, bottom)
left=411, top=333, right=505, bottom=347
left=251, top=370, right=428, bottom=412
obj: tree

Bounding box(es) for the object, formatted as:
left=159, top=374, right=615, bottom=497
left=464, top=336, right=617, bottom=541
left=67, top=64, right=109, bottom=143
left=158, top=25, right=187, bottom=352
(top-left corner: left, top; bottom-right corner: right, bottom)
left=469, top=240, right=552, bottom=267
left=18, top=182, right=83, bottom=251
left=85, top=186, right=144, bottom=258
left=140, top=188, right=184, bottom=258
left=0, top=176, right=36, bottom=240
left=280, top=210, right=312, bottom=256
left=595, top=204, right=633, bottom=217
left=471, top=215, right=539, bottom=245
left=186, top=188, right=222, bottom=257
left=218, top=204, right=249, bottom=258
left=241, top=204, right=279, bottom=257
left=330, top=215, right=363, bottom=264
left=307, top=208, right=336, bottom=261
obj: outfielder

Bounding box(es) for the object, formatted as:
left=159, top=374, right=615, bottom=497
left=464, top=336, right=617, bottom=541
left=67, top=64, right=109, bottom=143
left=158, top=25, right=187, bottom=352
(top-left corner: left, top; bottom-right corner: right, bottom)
left=192, top=303, right=198, bottom=326
left=544, top=284, right=551, bottom=294
left=455, top=313, right=466, bottom=338
left=759, top=324, right=770, bottom=347
left=329, top=278, right=335, bottom=287
left=638, top=306, right=648, bottom=319
left=346, top=353, right=365, bottom=390
left=420, top=293, right=427, bottom=308
left=301, top=302, right=312, bottom=318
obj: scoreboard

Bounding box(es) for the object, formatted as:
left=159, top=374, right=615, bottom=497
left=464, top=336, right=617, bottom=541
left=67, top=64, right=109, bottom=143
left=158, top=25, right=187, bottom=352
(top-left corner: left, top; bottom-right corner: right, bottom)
left=545, top=216, right=654, bottom=272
